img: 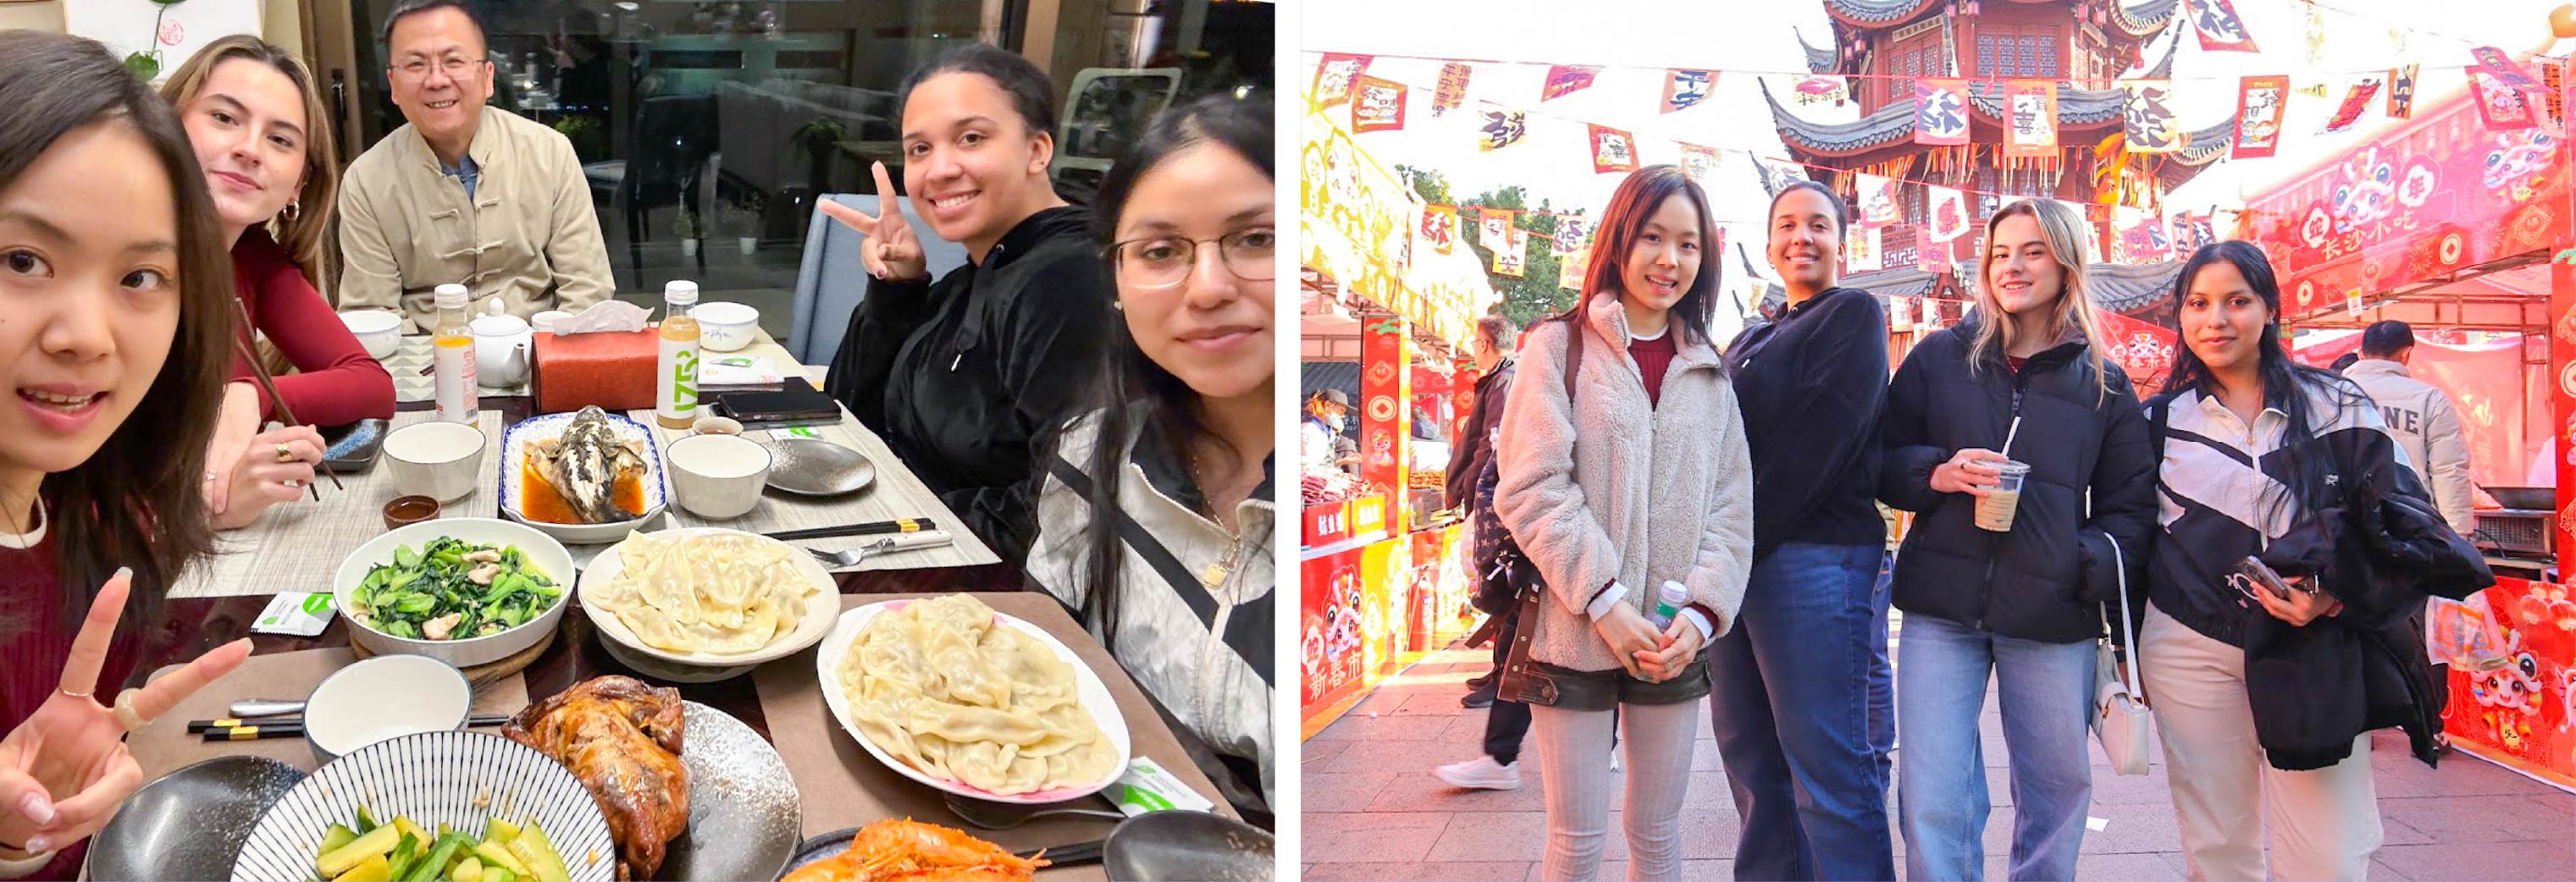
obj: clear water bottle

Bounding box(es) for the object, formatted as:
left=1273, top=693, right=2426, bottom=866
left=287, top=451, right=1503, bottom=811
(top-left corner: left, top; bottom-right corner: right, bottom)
left=1648, top=580, right=1688, bottom=630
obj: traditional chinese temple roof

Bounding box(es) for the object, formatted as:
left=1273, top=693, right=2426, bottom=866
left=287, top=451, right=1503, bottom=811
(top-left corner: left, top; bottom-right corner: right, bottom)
left=2090, top=259, right=2186, bottom=315
left=1798, top=29, right=1839, bottom=74
left=1821, top=0, right=1941, bottom=27
left=1842, top=266, right=1955, bottom=298
left=1815, top=0, right=2177, bottom=78
left=1761, top=78, right=2232, bottom=190
left=2111, top=0, right=2178, bottom=36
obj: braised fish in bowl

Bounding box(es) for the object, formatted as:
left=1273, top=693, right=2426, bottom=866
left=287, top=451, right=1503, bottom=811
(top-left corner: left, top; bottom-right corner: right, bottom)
left=501, top=407, right=670, bottom=544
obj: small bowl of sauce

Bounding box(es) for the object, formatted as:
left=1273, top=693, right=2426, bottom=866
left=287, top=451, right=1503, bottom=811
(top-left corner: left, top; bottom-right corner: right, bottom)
left=382, top=495, right=440, bottom=531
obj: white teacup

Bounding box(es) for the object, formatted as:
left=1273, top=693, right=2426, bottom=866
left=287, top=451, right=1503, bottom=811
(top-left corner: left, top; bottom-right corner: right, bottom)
left=382, top=422, right=486, bottom=503
left=340, top=310, right=402, bottom=361
left=694, top=301, right=760, bottom=352
left=666, top=433, right=771, bottom=519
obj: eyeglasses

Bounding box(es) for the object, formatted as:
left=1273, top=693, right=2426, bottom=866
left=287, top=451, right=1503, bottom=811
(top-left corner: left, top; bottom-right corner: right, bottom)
left=1108, top=228, right=1275, bottom=289
left=394, top=56, right=486, bottom=82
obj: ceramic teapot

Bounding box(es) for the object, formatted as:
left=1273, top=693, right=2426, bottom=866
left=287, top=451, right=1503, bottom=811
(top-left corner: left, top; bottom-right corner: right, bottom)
left=471, top=300, right=533, bottom=388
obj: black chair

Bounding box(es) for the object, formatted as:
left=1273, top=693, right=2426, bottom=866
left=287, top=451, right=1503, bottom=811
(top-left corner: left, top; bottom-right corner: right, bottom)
left=588, top=94, right=717, bottom=275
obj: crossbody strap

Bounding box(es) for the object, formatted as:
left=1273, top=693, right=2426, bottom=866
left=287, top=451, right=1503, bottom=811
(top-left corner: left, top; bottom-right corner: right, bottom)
left=1046, top=456, right=1273, bottom=687
left=2102, top=528, right=2142, bottom=696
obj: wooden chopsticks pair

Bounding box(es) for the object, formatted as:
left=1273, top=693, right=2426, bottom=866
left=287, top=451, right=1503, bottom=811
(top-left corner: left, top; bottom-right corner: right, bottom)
left=229, top=299, right=345, bottom=499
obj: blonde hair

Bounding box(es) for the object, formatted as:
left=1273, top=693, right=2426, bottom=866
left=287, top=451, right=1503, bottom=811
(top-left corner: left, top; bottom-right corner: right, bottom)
left=1971, top=199, right=2112, bottom=399
left=160, top=35, right=340, bottom=286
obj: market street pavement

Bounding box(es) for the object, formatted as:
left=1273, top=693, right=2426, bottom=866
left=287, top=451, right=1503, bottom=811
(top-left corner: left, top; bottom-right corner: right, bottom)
left=1303, top=611, right=2576, bottom=881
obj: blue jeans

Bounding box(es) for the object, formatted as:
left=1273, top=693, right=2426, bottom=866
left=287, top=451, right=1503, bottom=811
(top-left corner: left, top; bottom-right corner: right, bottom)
left=1896, top=613, right=2098, bottom=881
left=1706, top=542, right=1894, bottom=881
left=1870, top=552, right=1894, bottom=786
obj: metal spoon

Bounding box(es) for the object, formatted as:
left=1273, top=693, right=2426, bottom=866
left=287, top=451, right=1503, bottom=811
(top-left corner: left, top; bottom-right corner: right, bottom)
left=941, top=792, right=1128, bottom=830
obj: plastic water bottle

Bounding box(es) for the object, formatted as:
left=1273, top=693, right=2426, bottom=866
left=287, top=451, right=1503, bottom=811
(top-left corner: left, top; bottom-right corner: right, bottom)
left=1648, top=580, right=1688, bottom=629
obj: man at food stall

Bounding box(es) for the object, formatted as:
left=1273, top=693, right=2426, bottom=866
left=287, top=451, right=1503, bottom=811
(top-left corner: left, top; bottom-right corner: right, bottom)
left=336, top=0, right=613, bottom=328
left=2343, top=321, right=2475, bottom=536
left=1302, top=389, right=1357, bottom=473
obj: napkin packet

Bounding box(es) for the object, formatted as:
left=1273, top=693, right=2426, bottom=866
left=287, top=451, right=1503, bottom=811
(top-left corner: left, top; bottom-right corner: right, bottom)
left=533, top=301, right=658, bottom=414
left=251, top=592, right=338, bottom=637
left=1108, top=757, right=1217, bottom=817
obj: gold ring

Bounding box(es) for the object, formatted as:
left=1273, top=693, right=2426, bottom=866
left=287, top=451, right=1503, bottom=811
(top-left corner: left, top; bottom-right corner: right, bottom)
left=274, top=444, right=296, bottom=464
left=113, top=688, right=149, bottom=733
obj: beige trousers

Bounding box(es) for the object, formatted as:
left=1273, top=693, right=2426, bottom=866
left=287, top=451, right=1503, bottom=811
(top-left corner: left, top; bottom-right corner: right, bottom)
left=2139, top=604, right=2383, bottom=881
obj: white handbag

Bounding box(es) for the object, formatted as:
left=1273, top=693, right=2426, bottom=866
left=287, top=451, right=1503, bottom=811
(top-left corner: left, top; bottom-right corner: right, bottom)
left=2093, top=532, right=2153, bottom=776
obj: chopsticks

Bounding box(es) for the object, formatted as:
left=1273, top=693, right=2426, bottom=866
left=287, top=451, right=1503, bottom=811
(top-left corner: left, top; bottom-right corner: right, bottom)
left=191, top=714, right=508, bottom=739
left=764, top=518, right=937, bottom=542
left=229, top=299, right=345, bottom=499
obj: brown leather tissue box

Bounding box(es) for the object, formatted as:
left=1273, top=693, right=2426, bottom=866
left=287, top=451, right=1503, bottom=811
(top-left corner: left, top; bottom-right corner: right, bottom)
left=533, top=328, right=658, bottom=414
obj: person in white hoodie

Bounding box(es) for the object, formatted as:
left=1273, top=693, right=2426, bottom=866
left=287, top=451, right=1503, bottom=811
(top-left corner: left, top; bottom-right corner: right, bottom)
left=1493, top=164, right=1755, bottom=882
left=2340, top=320, right=2474, bottom=536
left=1025, top=93, right=1274, bottom=826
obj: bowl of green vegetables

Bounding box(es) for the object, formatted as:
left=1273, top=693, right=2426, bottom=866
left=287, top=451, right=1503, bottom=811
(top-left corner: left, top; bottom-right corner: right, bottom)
left=333, top=519, right=577, bottom=668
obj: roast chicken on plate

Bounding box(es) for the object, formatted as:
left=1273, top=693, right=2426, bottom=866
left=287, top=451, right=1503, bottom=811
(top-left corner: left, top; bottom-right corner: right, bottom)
left=503, top=675, right=691, bottom=880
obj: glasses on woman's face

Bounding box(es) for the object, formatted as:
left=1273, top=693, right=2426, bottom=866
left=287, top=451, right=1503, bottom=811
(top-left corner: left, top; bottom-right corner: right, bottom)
left=395, top=55, right=484, bottom=83
left=1109, top=228, right=1275, bottom=289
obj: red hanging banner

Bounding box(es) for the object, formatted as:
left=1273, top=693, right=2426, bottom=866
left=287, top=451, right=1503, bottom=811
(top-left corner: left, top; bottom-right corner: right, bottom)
left=1926, top=185, right=1971, bottom=242
left=2232, top=74, right=2290, bottom=159
left=1855, top=173, right=1901, bottom=228
left=1310, top=53, right=1371, bottom=110
left=2120, top=79, right=2181, bottom=153
left=2388, top=64, right=2420, bottom=119
left=1588, top=124, right=1639, bottom=174
left=1916, top=229, right=1948, bottom=273
left=2471, top=46, right=2547, bottom=95
left=2187, top=0, right=2260, bottom=52
left=1661, top=69, right=1716, bottom=113
left=1494, top=229, right=1528, bottom=277
left=1479, top=207, right=1515, bottom=248
left=2321, top=77, right=2383, bottom=135
left=1541, top=65, right=1600, bottom=102
left=1915, top=79, right=1971, bottom=146
left=1350, top=76, right=1407, bottom=134
left=1420, top=205, right=1458, bottom=256
left=1431, top=62, right=1472, bottom=117
left=2004, top=80, right=2059, bottom=159
left=1680, top=142, right=1719, bottom=185
left=2474, top=72, right=2540, bottom=130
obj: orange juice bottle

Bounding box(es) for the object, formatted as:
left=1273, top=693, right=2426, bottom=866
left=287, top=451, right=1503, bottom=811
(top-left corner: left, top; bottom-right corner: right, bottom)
left=431, top=284, right=478, bottom=422
left=655, top=280, right=701, bottom=428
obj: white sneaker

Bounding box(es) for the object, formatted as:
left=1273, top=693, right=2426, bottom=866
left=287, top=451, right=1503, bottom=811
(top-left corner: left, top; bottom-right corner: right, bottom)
left=1610, top=751, right=1622, bottom=773
left=1434, top=756, right=1521, bottom=790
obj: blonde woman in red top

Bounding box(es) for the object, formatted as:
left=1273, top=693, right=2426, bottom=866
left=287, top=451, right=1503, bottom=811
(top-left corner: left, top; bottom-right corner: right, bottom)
left=163, top=36, right=394, bottom=529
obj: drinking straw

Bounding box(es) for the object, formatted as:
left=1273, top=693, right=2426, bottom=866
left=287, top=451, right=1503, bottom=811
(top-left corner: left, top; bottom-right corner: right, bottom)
left=2000, top=416, right=2022, bottom=460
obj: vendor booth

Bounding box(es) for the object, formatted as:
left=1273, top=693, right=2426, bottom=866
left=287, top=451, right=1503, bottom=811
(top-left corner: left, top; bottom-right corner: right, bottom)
left=2247, top=80, right=2576, bottom=790
left=1299, top=106, right=1494, bottom=737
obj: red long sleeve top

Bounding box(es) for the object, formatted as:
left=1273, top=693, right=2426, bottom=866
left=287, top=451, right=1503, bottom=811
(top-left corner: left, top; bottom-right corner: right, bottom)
left=229, top=230, right=395, bottom=426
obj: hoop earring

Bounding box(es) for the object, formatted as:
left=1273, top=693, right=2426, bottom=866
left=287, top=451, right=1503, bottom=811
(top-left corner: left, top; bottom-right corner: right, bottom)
left=281, top=198, right=301, bottom=222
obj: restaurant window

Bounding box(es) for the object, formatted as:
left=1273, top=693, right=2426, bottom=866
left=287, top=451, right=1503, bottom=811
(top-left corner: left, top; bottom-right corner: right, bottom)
left=326, top=0, right=1273, bottom=331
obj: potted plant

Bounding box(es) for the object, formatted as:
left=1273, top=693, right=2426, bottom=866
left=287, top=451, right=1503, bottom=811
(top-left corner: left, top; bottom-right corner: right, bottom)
left=123, top=0, right=191, bottom=80
left=791, top=118, right=850, bottom=194
left=672, top=210, right=699, bottom=257
left=717, top=197, right=762, bottom=256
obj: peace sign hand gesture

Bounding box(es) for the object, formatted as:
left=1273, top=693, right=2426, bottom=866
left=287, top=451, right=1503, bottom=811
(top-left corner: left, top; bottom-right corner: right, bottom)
left=0, top=568, right=250, bottom=859
left=815, top=161, right=930, bottom=283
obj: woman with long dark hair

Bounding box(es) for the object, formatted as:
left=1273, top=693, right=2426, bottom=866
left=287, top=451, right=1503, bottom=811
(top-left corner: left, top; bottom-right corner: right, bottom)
left=163, top=35, right=381, bottom=529
left=1491, top=164, right=1753, bottom=882
left=1708, top=179, right=1895, bottom=881
left=0, top=30, right=255, bottom=879
left=821, top=44, right=1117, bottom=560
left=2145, top=240, right=2421, bottom=879
left=1878, top=199, right=2157, bottom=880
left=1025, top=94, right=1274, bottom=825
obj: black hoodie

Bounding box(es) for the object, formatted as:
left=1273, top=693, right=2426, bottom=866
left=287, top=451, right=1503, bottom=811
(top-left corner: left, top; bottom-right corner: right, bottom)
left=825, top=206, right=1115, bottom=560
left=1723, top=286, right=1889, bottom=560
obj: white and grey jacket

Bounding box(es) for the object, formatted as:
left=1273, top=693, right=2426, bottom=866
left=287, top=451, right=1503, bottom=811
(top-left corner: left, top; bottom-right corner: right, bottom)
left=1027, top=410, right=1274, bottom=808
left=2341, top=359, right=2474, bottom=534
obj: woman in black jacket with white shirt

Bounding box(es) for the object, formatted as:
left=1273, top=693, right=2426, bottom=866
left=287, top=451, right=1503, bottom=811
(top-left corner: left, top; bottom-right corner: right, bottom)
left=1877, top=199, right=2156, bottom=881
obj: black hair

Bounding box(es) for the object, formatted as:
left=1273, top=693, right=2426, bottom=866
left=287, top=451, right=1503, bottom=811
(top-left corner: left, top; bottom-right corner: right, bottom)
left=898, top=43, right=1059, bottom=137
left=2164, top=240, right=2373, bottom=522
left=380, top=0, right=486, bottom=56
left=1068, top=92, right=1273, bottom=659
left=2360, top=320, right=2416, bottom=356
left=1573, top=164, right=1721, bottom=348
left=0, top=30, right=233, bottom=637
left=2330, top=351, right=2361, bottom=372
left=1768, top=179, right=1849, bottom=236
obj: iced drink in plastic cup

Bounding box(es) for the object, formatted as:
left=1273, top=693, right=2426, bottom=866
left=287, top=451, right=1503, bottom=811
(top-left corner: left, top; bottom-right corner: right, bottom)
left=1974, top=460, right=2032, bottom=532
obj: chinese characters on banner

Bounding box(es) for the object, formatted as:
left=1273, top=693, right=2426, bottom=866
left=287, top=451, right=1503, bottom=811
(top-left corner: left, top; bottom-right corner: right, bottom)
left=1855, top=173, right=1901, bottom=227
left=1916, top=229, right=1948, bottom=273
left=1680, top=143, right=1719, bottom=185
left=1552, top=215, right=1589, bottom=256
left=2471, top=46, right=2547, bottom=94
left=2120, top=80, right=2181, bottom=153
left=1494, top=228, right=1528, bottom=277
left=1926, top=185, right=1971, bottom=242
left=1662, top=69, right=1716, bottom=113
left=2171, top=212, right=2215, bottom=253
left=1915, top=79, right=1971, bottom=146
left=1560, top=245, right=1589, bottom=290
left=1478, top=102, right=1528, bottom=151
left=1351, top=76, right=1407, bottom=134
left=2233, top=75, right=2289, bottom=158
left=1542, top=65, right=1600, bottom=102
left=2322, top=77, right=2384, bottom=135
left=1311, top=53, right=1371, bottom=109
left=1794, top=75, right=1849, bottom=107
left=1845, top=224, right=1882, bottom=272
left=2389, top=64, right=2419, bottom=119
left=1479, top=208, right=1514, bottom=247
left=1589, top=124, right=1638, bottom=174
left=1421, top=205, right=1458, bottom=255
left=2474, top=72, right=2540, bottom=130
left=2188, top=0, right=2259, bottom=52
left=2004, top=80, right=2059, bottom=159
left=1431, top=62, right=1472, bottom=117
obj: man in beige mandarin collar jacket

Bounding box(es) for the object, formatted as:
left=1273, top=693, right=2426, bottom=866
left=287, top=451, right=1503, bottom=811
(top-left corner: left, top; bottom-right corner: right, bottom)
left=336, top=104, right=614, bottom=328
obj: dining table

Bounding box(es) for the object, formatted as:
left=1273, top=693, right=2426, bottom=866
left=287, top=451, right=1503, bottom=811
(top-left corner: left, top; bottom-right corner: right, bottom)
left=122, top=333, right=1246, bottom=881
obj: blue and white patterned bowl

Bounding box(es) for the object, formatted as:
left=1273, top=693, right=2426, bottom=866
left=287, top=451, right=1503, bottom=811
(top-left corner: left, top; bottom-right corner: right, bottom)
left=500, top=411, right=671, bottom=545
left=230, top=730, right=617, bottom=882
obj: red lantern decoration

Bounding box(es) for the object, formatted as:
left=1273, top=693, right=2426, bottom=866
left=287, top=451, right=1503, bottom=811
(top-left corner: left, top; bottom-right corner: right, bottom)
left=2553, top=3, right=2576, bottom=39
